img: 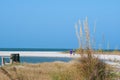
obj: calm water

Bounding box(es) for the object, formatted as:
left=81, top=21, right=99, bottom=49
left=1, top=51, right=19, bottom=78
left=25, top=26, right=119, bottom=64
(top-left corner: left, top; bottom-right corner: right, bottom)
left=0, top=48, right=73, bottom=65
left=0, top=57, right=72, bottom=65
left=0, top=48, right=117, bottom=52
left=0, top=48, right=72, bottom=51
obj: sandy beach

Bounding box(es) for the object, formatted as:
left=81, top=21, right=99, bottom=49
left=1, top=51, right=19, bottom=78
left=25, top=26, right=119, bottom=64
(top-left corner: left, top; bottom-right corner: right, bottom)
left=0, top=51, right=79, bottom=58
left=0, top=51, right=120, bottom=61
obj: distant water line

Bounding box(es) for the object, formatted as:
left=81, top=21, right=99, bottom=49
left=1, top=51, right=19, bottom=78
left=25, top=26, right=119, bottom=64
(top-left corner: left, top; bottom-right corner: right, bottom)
left=0, top=48, right=72, bottom=52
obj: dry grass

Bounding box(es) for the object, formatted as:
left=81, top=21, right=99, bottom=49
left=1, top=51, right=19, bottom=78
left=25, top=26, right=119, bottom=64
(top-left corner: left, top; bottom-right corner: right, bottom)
left=75, top=48, right=120, bottom=55
left=96, top=50, right=120, bottom=55
left=0, top=72, right=10, bottom=80
left=0, top=57, right=118, bottom=80
left=0, top=61, right=82, bottom=80
left=78, top=56, right=110, bottom=80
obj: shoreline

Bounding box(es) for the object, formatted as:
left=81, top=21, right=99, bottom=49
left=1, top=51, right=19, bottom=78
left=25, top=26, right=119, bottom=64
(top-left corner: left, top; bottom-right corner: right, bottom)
left=0, top=51, right=120, bottom=67
left=0, top=51, right=120, bottom=60
left=0, top=51, right=79, bottom=58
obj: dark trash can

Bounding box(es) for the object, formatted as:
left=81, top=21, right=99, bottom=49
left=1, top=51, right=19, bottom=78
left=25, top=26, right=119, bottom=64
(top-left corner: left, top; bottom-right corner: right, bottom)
left=10, top=54, right=20, bottom=63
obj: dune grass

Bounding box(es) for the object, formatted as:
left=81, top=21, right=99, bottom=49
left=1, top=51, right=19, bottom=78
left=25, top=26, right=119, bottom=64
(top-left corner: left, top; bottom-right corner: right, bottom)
left=0, top=56, right=119, bottom=80
left=0, top=61, right=81, bottom=80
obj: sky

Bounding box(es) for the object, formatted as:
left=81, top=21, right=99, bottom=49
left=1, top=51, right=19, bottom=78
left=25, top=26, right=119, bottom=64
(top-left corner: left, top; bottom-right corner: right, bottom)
left=0, top=0, right=120, bottom=49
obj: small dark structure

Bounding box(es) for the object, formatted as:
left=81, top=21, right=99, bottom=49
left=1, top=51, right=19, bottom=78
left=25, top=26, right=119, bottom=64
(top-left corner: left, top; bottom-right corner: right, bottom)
left=1, top=54, right=20, bottom=66
left=10, top=54, right=20, bottom=63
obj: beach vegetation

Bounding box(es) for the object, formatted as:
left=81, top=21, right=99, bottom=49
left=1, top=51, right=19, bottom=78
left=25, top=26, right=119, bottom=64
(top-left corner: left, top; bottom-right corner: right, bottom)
left=0, top=60, right=119, bottom=80
left=74, top=17, right=115, bottom=80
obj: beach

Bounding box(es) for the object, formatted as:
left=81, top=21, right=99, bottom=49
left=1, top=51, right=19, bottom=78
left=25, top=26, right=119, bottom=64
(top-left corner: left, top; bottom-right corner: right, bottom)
left=0, top=51, right=120, bottom=60
left=0, top=51, right=120, bottom=68
left=0, top=51, right=79, bottom=58
left=0, top=51, right=120, bottom=64
left=0, top=51, right=120, bottom=79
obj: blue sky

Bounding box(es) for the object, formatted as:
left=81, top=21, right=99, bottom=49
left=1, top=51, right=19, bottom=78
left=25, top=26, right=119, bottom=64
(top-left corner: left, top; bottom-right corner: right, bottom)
left=0, top=0, right=120, bottom=49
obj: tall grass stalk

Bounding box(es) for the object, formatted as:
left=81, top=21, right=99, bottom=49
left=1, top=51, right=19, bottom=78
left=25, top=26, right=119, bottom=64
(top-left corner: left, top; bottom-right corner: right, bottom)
left=83, top=17, right=90, bottom=49
left=75, top=19, right=84, bottom=49
left=79, top=19, right=83, bottom=49
left=75, top=17, right=112, bottom=80
left=75, top=23, right=81, bottom=48
left=93, top=21, right=96, bottom=50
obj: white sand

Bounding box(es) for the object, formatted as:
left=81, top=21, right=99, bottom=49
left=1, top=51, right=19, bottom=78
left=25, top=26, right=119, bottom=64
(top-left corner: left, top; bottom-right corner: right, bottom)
left=0, top=51, right=120, bottom=59
left=94, top=54, right=120, bottom=61
left=0, top=51, right=79, bottom=58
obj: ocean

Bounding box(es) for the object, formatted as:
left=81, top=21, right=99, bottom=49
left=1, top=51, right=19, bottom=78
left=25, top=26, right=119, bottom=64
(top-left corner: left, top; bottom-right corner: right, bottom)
left=0, top=48, right=72, bottom=52
left=0, top=57, right=72, bottom=65
left=0, top=48, right=73, bottom=65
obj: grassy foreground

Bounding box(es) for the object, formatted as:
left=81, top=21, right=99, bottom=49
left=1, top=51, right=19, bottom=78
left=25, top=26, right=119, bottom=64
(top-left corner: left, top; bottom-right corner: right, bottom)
left=0, top=61, right=81, bottom=80
left=0, top=58, right=120, bottom=80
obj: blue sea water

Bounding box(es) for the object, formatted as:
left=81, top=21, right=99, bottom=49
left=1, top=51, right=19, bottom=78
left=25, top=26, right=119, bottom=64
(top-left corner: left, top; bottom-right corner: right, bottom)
left=0, top=48, right=73, bottom=65
left=0, top=57, right=72, bottom=65
left=0, top=48, right=72, bottom=51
